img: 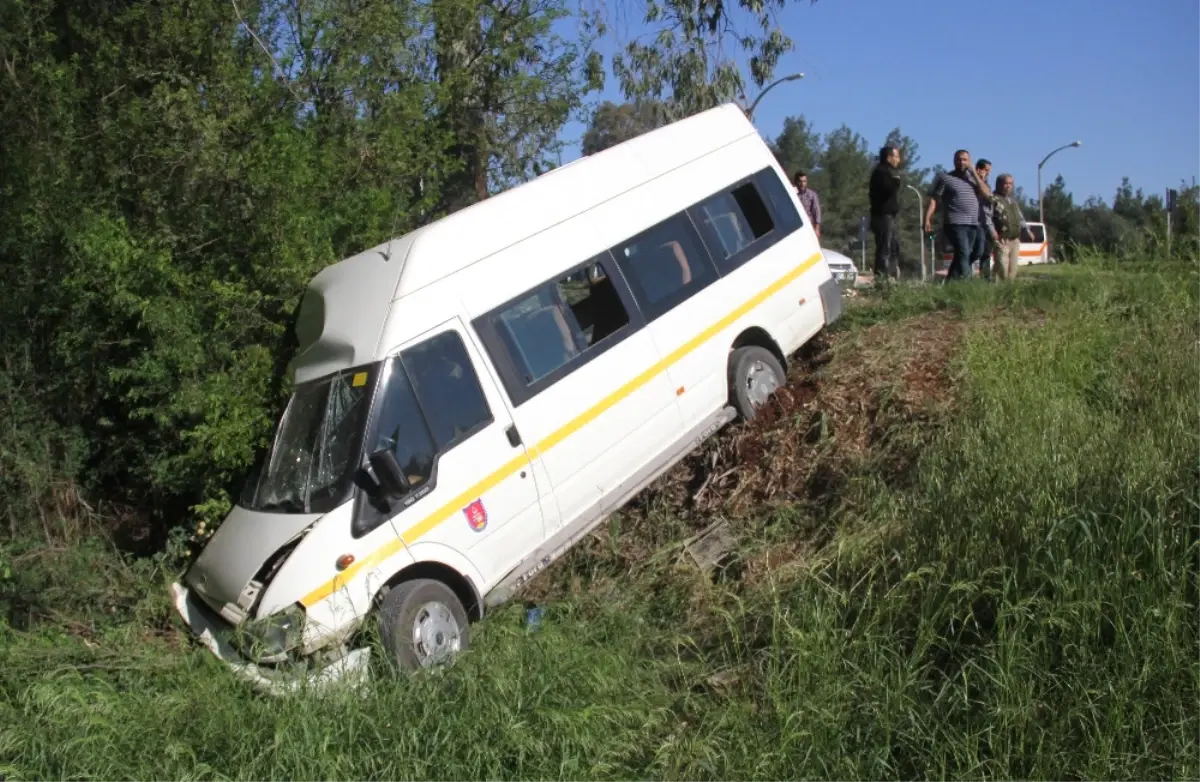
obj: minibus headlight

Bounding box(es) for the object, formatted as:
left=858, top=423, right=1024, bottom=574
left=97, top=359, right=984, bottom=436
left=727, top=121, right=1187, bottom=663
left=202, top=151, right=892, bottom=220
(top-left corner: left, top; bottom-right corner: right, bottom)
left=231, top=604, right=306, bottom=664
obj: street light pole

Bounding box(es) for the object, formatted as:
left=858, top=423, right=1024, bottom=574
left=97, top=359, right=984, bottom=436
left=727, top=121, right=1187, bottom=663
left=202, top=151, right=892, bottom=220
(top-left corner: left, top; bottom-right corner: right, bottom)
left=743, top=73, right=805, bottom=121
left=906, top=184, right=925, bottom=281
left=1037, top=140, right=1082, bottom=224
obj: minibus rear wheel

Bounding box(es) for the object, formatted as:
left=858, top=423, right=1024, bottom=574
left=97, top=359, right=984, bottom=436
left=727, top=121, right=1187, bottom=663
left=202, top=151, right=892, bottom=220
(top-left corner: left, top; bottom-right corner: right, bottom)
left=378, top=578, right=470, bottom=670
left=729, top=345, right=785, bottom=420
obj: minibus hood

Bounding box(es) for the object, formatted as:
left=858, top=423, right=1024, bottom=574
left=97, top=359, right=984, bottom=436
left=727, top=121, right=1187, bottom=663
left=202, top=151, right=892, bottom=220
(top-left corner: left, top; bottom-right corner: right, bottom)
left=186, top=504, right=323, bottom=618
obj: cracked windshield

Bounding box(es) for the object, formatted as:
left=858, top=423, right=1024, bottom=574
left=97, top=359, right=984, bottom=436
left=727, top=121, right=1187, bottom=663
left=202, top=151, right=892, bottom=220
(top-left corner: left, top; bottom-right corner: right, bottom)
left=241, top=369, right=372, bottom=513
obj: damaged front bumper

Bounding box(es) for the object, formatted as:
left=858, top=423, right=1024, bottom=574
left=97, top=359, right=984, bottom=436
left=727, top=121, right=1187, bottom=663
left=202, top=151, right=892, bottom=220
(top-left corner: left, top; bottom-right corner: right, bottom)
left=817, top=275, right=845, bottom=326
left=170, top=581, right=371, bottom=696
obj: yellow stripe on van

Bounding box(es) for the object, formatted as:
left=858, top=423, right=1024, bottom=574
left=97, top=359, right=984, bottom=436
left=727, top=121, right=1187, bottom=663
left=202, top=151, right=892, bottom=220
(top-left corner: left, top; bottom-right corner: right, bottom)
left=299, top=250, right=825, bottom=608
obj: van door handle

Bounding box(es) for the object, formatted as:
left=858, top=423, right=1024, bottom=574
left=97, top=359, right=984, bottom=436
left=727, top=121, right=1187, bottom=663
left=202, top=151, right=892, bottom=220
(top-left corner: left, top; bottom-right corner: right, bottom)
left=505, top=424, right=522, bottom=448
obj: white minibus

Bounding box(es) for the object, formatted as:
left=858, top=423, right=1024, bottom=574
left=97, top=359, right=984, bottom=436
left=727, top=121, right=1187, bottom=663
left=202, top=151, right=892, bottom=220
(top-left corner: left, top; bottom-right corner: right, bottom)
left=172, top=102, right=844, bottom=693
left=1017, top=222, right=1051, bottom=265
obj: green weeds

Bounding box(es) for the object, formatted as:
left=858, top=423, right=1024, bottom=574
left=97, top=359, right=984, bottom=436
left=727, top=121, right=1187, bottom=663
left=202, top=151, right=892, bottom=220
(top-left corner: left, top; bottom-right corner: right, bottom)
left=1, top=263, right=1196, bottom=780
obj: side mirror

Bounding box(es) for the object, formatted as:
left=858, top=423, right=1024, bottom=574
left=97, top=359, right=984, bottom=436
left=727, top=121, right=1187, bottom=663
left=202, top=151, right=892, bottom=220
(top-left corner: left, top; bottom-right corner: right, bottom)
left=368, top=449, right=410, bottom=498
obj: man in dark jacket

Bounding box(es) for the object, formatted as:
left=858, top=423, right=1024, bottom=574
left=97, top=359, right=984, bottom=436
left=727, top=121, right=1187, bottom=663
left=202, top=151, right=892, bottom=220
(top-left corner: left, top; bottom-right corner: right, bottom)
left=868, top=145, right=903, bottom=279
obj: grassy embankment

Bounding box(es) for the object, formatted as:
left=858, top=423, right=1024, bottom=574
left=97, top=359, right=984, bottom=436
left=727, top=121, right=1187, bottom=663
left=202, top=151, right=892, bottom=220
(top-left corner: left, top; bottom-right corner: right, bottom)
left=1, top=261, right=1196, bottom=780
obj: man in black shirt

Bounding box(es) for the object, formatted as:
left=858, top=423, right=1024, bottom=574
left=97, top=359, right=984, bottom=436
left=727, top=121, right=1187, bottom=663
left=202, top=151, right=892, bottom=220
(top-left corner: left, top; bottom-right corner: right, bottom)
left=869, top=145, right=903, bottom=279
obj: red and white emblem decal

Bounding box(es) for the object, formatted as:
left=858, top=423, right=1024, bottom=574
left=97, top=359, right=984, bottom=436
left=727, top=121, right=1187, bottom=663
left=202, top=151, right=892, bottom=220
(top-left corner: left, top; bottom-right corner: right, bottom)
left=463, top=499, right=488, bottom=532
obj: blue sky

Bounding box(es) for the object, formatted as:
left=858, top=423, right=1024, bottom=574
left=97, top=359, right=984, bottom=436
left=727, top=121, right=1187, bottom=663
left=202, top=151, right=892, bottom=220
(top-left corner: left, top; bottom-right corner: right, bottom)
left=559, top=0, right=1200, bottom=204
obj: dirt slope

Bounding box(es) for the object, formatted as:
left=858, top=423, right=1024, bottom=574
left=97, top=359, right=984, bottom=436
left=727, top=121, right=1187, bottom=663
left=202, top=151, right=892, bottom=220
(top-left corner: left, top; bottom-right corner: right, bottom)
left=523, top=307, right=968, bottom=602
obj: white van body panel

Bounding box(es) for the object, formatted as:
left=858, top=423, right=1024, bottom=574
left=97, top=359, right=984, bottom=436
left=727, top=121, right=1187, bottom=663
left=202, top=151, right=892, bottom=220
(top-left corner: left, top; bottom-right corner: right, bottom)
left=393, top=103, right=751, bottom=300
left=302, top=540, right=420, bottom=651
left=299, top=537, right=483, bottom=650
left=256, top=501, right=412, bottom=637
left=1018, top=222, right=1050, bottom=265
left=601, top=137, right=828, bottom=430
left=292, top=234, right=416, bottom=385
left=401, top=541, right=487, bottom=597
left=363, top=312, right=547, bottom=587
left=456, top=212, right=684, bottom=539
left=172, top=102, right=843, bottom=694
left=514, top=338, right=682, bottom=535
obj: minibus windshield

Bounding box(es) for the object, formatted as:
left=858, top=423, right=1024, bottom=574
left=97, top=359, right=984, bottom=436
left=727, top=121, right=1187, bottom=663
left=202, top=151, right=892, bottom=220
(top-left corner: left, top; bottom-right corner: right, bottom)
left=240, top=364, right=376, bottom=514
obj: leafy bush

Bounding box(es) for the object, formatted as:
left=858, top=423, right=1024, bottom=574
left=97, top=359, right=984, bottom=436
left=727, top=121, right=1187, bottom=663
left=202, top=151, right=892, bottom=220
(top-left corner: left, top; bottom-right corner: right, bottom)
left=0, top=0, right=590, bottom=542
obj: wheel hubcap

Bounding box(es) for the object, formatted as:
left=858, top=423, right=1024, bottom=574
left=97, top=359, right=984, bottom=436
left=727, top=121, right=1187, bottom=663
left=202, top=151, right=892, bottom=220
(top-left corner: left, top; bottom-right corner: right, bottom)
left=745, top=360, right=780, bottom=408
left=411, top=601, right=461, bottom=667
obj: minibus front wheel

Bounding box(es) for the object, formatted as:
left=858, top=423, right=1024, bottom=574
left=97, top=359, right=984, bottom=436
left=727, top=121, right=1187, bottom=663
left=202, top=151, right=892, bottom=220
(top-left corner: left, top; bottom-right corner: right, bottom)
left=729, top=345, right=786, bottom=421
left=378, top=578, right=470, bottom=670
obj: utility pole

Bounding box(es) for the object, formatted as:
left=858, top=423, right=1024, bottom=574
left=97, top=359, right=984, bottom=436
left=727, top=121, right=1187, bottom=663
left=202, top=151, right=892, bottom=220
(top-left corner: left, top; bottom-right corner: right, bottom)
left=906, top=184, right=925, bottom=281
left=858, top=215, right=868, bottom=273
left=1167, top=187, right=1178, bottom=260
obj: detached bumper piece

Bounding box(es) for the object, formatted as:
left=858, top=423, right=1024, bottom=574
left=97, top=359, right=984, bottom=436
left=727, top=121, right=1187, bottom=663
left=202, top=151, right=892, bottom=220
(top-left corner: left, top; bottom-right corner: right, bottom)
left=817, top=276, right=845, bottom=326
left=170, top=582, right=370, bottom=696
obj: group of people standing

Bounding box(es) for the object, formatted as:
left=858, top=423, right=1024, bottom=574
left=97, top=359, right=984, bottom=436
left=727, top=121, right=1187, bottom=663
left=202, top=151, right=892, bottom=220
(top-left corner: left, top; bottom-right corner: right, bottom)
left=790, top=147, right=1030, bottom=283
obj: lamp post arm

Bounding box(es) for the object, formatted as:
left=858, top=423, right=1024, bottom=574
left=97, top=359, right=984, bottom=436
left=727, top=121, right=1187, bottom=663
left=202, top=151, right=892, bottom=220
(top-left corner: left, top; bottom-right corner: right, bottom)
left=1039, top=143, right=1076, bottom=171
left=1036, top=141, right=1080, bottom=225
left=744, top=73, right=804, bottom=120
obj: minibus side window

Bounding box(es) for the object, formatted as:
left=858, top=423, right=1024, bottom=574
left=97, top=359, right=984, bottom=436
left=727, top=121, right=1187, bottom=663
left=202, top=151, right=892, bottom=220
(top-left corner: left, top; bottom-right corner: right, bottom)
left=755, top=167, right=805, bottom=235
left=692, top=181, right=776, bottom=272
left=484, top=257, right=632, bottom=392
left=403, top=330, right=493, bottom=450
left=353, top=331, right=493, bottom=536
left=370, top=361, right=437, bottom=491
left=556, top=263, right=630, bottom=349
left=613, top=213, right=718, bottom=321
left=495, top=285, right=576, bottom=384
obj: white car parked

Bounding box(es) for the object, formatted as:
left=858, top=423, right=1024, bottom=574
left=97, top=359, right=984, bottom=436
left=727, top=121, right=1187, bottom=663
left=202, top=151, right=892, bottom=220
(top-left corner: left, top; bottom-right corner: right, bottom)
left=821, top=248, right=859, bottom=284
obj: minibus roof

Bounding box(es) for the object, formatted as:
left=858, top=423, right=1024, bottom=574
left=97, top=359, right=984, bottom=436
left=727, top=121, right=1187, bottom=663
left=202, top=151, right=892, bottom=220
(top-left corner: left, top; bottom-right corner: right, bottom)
left=291, top=102, right=758, bottom=383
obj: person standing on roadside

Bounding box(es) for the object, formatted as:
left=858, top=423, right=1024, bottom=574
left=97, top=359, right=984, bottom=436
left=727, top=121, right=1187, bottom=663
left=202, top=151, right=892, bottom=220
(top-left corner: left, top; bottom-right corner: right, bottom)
left=989, top=173, right=1026, bottom=281
left=971, top=158, right=996, bottom=280
left=924, top=149, right=990, bottom=280
left=868, top=145, right=903, bottom=279
left=793, top=171, right=822, bottom=241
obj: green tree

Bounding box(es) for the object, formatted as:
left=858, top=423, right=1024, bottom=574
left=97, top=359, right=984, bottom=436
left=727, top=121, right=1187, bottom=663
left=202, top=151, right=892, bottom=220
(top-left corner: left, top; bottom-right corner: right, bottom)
left=0, top=0, right=593, bottom=540
left=810, top=124, right=871, bottom=255
left=601, top=0, right=818, bottom=117
left=1169, top=182, right=1200, bottom=257
left=1038, top=174, right=1075, bottom=246
left=1113, top=177, right=1145, bottom=223
left=1067, top=197, right=1137, bottom=258
left=770, top=115, right=822, bottom=180
left=423, top=0, right=597, bottom=208
left=581, top=100, right=667, bottom=155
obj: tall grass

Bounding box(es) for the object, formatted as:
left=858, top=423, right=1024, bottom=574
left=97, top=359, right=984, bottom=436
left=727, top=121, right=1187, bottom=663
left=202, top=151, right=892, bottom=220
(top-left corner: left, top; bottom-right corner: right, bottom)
left=1, top=263, right=1196, bottom=780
